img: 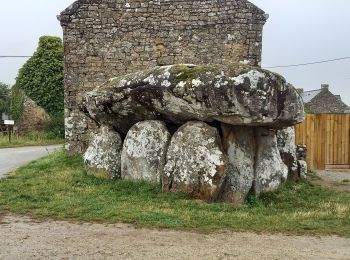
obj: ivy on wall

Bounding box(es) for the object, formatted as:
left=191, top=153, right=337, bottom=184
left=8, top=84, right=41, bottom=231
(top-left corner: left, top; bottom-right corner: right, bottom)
left=16, top=36, right=64, bottom=117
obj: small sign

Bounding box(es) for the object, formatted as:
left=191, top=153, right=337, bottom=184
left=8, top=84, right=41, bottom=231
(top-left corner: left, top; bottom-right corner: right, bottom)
left=4, top=120, right=14, bottom=125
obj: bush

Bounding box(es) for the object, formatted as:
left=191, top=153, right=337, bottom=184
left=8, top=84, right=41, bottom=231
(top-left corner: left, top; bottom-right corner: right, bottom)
left=0, top=82, right=10, bottom=114
left=43, top=114, right=65, bottom=139
left=10, top=84, right=25, bottom=121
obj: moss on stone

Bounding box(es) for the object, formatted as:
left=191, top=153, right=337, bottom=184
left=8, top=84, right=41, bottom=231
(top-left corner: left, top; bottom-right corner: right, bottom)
left=173, top=64, right=220, bottom=83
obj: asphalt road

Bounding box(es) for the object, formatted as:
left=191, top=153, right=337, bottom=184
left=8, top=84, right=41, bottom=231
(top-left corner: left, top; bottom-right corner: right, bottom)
left=0, top=145, right=61, bottom=178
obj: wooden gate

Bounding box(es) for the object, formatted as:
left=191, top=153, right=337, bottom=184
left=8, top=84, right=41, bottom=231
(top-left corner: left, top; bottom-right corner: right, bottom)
left=295, top=114, right=350, bottom=170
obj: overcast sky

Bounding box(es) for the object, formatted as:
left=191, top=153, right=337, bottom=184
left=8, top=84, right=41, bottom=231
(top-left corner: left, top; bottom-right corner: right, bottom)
left=1, top=0, right=349, bottom=105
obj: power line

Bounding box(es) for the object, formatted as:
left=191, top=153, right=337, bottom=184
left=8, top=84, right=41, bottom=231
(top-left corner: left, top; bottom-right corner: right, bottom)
left=263, top=56, right=350, bottom=69
left=0, top=56, right=31, bottom=58
left=1, top=55, right=350, bottom=68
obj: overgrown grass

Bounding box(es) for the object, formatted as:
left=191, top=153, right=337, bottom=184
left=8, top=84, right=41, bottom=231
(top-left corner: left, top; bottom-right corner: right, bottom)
left=0, top=131, right=63, bottom=148
left=0, top=150, right=349, bottom=237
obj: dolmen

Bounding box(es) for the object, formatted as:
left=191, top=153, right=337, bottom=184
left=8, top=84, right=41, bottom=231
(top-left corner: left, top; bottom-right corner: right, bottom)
left=81, top=63, right=306, bottom=204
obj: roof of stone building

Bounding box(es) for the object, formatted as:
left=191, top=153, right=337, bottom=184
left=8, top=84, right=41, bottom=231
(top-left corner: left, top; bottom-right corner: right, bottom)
left=301, top=86, right=350, bottom=114
left=300, top=89, right=322, bottom=103
left=59, top=0, right=266, bottom=18
left=335, top=95, right=342, bottom=101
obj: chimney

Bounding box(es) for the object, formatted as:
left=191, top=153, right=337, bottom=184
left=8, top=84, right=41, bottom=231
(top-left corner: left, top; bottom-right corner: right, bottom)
left=321, top=84, right=329, bottom=91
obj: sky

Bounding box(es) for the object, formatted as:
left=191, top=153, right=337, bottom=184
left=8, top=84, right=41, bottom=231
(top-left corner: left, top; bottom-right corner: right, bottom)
left=0, top=0, right=349, bottom=105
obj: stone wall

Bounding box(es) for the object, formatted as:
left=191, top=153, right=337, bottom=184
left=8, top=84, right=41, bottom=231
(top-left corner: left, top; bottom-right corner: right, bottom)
left=16, top=96, right=48, bottom=134
left=58, top=0, right=267, bottom=154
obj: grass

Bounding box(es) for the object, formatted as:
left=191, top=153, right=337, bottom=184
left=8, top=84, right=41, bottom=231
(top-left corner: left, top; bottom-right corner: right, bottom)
left=0, top=150, right=349, bottom=237
left=0, top=132, right=63, bottom=148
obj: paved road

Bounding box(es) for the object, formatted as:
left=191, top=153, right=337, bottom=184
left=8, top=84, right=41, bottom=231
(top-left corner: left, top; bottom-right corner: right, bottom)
left=0, top=145, right=61, bottom=178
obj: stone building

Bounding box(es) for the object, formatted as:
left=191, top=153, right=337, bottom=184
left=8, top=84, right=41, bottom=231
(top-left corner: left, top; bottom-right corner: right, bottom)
left=15, top=96, right=49, bottom=134
left=301, top=84, right=350, bottom=114
left=58, top=0, right=268, bottom=154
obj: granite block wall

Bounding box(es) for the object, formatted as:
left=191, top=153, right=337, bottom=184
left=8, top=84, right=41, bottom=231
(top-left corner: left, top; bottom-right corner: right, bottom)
left=58, top=0, right=267, bottom=154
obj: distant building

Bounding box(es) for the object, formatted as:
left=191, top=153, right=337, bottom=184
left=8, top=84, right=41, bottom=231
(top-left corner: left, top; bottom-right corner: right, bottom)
left=300, top=84, right=350, bottom=114
left=15, top=96, right=49, bottom=134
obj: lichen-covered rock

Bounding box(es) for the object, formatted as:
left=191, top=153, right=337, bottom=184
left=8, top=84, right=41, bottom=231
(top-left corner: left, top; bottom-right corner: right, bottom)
left=81, top=64, right=304, bottom=134
left=121, top=120, right=171, bottom=183
left=298, top=160, right=308, bottom=179
left=296, top=145, right=308, bottom=179
left=218, top=124, right=255, bottom=204
left=277, top=127, right=299, bottom=180
left=254, top=128, right=288, bottom=195
left=296, top=145, right=307, bottom=161
left=163, top=121, right=227, bottom=201
left=84, top=126, right=122, bottom=179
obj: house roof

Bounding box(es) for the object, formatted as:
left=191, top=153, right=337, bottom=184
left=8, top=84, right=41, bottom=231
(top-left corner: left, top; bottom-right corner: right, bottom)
left=59, top=0, right=266, bottom=18
left=300, top=89, right=322, bottom=103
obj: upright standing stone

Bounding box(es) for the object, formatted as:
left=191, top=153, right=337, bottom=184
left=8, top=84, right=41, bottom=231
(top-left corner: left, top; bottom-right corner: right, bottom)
left=254, top=128, right=288, bottom=195
left=219, top=124, right=255, bottom=204
left=298, top=160, right=308, bottom=179
left=84, top=126, right=123, bottom=179
left=296, top=144, right=308, bottom=179
left=277, top=127, right=299, bottom=180
left=121, top=121, right=171, bottom=183
left=164, top=121, right=227, bottom=201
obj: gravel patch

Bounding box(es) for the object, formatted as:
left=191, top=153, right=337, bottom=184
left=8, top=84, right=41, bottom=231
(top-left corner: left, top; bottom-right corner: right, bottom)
left=1, top=215, right=350, bottom=260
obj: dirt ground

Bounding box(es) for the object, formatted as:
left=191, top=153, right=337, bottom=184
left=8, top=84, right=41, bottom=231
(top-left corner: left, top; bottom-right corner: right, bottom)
left=0, top=214, right=350, bottom=260
left=310, top=170, right=350, bottom=192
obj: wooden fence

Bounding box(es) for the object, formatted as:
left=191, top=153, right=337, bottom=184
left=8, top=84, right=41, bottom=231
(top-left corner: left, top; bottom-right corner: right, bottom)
left=295, top=114, right=350, bottom=170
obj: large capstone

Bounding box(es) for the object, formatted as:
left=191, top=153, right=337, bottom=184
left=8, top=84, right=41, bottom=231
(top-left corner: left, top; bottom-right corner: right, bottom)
left=277, top=127, right=299, bottom=180
left=218, top=124, right=256, bottom=204
left=81, top=64, right=304, bottom=134
left=84, top=126, right=123, bottom=179
left=121, top=120, right=171, bottom=183
left=163, top=121, right=227, bottom=201
left=254, top=128, right=288, bottom=195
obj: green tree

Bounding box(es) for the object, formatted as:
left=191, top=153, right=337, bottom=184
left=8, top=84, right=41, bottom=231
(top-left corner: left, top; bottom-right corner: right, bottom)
left=10, top=84, right=25, bottom=121
left=16, top=36, right=64, bottom=117
left=0, top=82, right=10, bottom=115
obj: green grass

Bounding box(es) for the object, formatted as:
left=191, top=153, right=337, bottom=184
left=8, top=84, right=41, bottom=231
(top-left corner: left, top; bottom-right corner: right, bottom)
left=0, top=132, right=63, bottom=148
left=0, top=150, right=349, bottom=237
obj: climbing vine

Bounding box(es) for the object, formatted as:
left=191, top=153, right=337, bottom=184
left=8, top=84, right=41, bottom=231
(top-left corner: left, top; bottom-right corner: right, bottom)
left=10, top=84, right=25, bottom=121
left=16, top=36, right=64, bottom=117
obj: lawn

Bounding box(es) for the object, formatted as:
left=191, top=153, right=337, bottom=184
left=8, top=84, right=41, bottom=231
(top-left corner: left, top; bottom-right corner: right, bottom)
left=0, top=132, right=63, bottom=148
left=0, top=150, right=349, bottom=237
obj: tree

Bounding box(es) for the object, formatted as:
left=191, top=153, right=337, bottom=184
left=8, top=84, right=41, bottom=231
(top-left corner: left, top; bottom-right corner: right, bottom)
left=16, top=36, right=64, bottom=117
left=0, top=82, right=10, bottom=114
left=10, top=84, right=25, bottom=121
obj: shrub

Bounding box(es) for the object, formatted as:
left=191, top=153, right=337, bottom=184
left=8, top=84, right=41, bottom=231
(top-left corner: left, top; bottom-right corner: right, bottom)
left=0, top=82, right=10, bottom=115
left=43, top=114, right=65, bottom=139
left=10, top=84, right=25, bottom=121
